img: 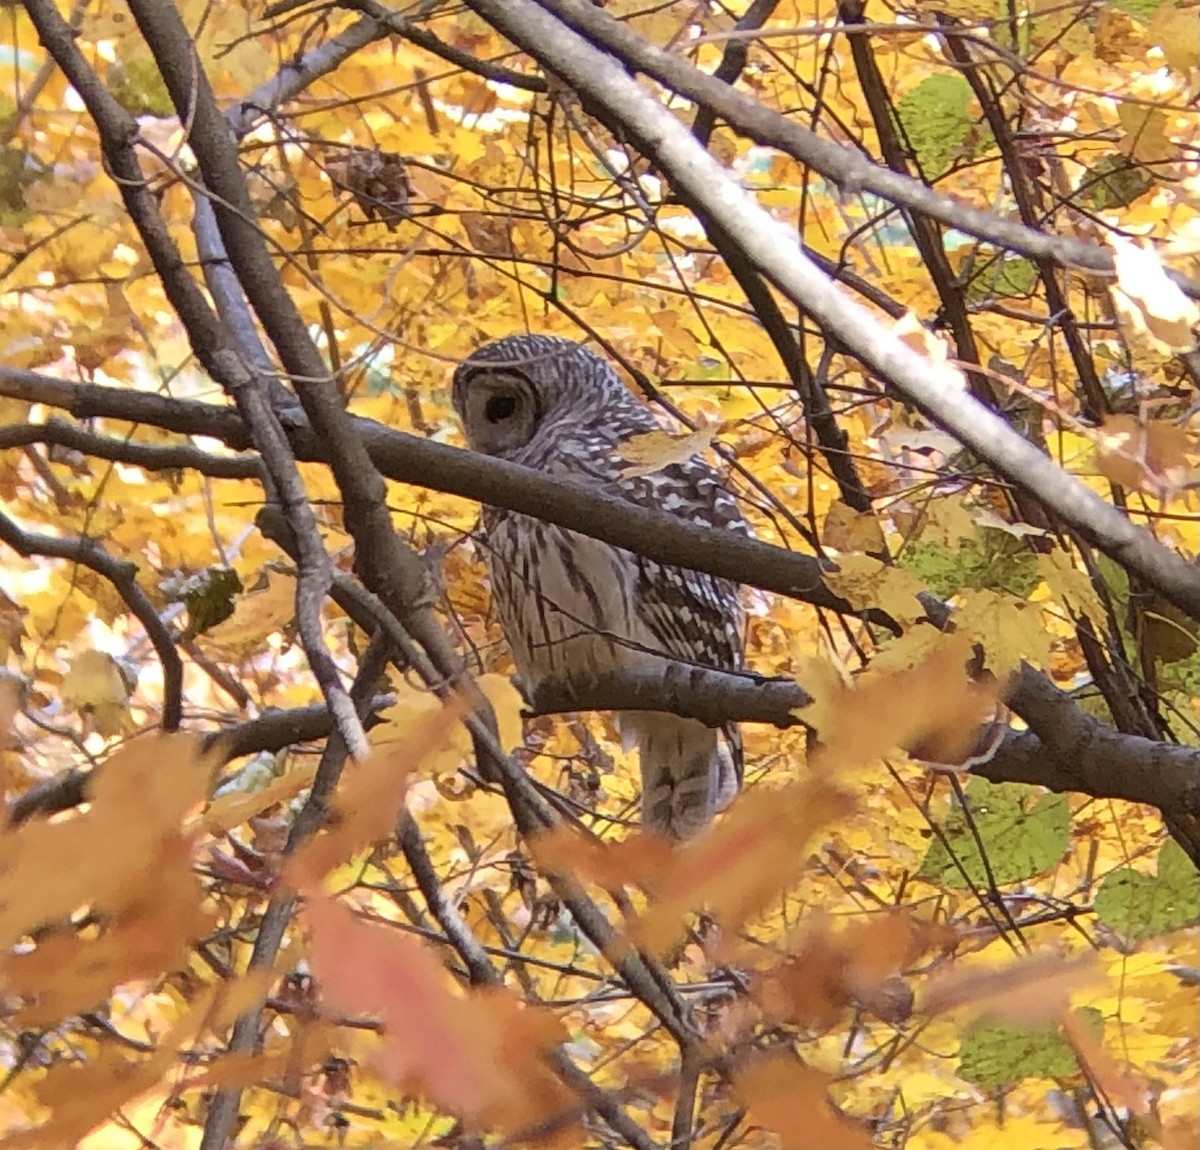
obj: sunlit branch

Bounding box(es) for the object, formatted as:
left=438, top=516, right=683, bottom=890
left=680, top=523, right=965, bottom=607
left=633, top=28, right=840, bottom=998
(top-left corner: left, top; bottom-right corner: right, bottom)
left=0, top=418, right=262, bottom=480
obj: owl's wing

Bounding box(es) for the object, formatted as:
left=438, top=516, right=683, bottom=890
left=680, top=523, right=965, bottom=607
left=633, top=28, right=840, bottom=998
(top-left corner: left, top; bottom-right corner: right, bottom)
left=615, top=456, right=747, bottom=672
left=617, top=455, right=748, bottom=795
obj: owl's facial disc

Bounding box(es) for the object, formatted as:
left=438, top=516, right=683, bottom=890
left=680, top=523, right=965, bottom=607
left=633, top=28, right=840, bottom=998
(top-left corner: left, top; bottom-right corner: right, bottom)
left=459, top=373, right=539, bottom=456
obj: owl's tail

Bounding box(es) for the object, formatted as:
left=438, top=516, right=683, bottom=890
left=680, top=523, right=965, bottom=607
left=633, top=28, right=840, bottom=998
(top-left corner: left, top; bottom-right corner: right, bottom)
left=621, top=713, right=741, bottom=840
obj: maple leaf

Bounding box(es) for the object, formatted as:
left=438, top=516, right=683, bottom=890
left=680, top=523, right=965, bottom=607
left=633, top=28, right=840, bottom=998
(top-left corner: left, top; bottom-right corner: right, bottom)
left=734, top=1052, right=872, bottom=1150
left=630, top=780, right=856, bottom=953
left=0, top=734, right=214, bottom=950
left=1109, top=236, right=1200, bottom=354
left=615, top=425, right=717, bottom=477
left=303, top=894, right=573, bottom=1136
left=286, top=694, right=463, bottom=887
left=923, top=951, right=1100, bottom=1025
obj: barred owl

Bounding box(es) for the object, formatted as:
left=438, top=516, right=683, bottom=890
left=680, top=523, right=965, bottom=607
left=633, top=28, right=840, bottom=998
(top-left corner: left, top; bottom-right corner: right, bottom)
left=452, top=335, right=747, bottom=839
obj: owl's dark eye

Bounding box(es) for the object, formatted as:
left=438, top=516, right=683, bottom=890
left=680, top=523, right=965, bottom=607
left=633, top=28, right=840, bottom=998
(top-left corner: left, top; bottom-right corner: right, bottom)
left=485, top=394, right=518, bottom=423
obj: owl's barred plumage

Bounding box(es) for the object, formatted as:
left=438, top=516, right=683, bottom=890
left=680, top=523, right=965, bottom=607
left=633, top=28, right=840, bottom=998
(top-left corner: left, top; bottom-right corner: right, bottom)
left=452, top=335, right=748, bottom=839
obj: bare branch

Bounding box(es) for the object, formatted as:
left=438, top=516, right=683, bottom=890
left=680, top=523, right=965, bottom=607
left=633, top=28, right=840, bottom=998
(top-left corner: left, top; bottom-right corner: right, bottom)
left=0, top=510, right=183, bottom=731
left=0, top=417, right=262, bottom=480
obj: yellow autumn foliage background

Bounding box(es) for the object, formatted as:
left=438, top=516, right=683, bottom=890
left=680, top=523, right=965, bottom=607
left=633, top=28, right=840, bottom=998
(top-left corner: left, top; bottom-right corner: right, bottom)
left=0, top=0, right=1196, bottom=1148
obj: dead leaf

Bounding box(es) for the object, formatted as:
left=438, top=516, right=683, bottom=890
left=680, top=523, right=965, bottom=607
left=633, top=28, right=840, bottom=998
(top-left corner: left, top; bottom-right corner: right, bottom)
left=1094, top=414, right=1195, bottom=499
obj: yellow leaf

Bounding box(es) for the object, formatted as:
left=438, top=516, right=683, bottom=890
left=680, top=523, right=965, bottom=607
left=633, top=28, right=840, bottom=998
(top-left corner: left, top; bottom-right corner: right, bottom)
left=205, top=570, right=297, bottom=651
left=1148, top=3, right=1200, bottom=73
left=287, top=696, right=463, bottom=885
left=1118, top=103, right=1178, bottom=165
left=955, top=589, right=1051, bottom=678
left=62, top=649, right=127, bottom=711
left=916, top=494, right=978, bottom=548
left=477, top=672, right=525, bottom=755
left=1109, top=236, right=1200, bottom=354
left=922, top=952, right=1099, bottom=1023
left=61, top=648, right=129, bottom=734
left=822, top=501, right=885, bottom=553
left=822, top=555, right=928, bottom=625
left=1038, top=548, right=1106, bottom=627
left=615, top=426, right=716, bottom=476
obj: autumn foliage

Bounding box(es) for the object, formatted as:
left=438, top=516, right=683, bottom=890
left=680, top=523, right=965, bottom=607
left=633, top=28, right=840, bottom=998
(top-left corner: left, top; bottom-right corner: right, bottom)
left=0, top=0, right=1197, bottom=1148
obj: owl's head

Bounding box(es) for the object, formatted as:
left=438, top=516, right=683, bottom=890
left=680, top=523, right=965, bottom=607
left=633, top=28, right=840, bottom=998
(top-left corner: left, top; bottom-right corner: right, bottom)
left=452, top=335, right=636, bottom=459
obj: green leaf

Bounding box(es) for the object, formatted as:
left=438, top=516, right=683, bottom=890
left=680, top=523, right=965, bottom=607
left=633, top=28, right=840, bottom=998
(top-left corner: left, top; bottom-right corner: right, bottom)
left=177, top=567, right=244, bottom=641
left=894, top=75, right=975, bottom=179
left=966, top=257, right=1039, bottom=304
left=918, top=780, right=1069, bottom=889
left=957, top=1009, right=1103, bottom=1089
left=107, top=59, right=175, bottom=118
left=900, top=535, right=1039, bottom=598
left=1079, top=154, right=1155, bottom=210
left=1094, top=842, right=1199, bottom=940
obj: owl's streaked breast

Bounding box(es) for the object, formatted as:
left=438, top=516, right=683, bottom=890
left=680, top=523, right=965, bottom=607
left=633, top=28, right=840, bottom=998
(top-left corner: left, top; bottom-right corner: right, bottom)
left=485, top=514, right=651, bottom=689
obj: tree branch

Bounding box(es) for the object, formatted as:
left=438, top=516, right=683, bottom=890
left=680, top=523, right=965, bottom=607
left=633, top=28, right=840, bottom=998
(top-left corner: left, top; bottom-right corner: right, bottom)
left=0, top=510, right=183, bottom=731
left=0, top=417, right=262, bottom=480
left=0, top=368, right=887, bottom=623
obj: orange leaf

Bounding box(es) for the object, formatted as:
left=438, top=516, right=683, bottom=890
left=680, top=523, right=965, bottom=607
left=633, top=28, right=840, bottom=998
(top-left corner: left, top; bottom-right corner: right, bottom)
left=922, top=952, right=1099, bottom=1025
left=734, top=1052, right=872, bottom=1150
left=631, top=780, right=855, bottom=953
left=756, top=912, right=919, bottom=1029
left=303, top=894, right=572, bottom=1135
left=286, top=694, right=463, bottom=887
left=529, top=826, right=675, bottom=891
left=0, top=734, right=214, bottom=950
left=817, top=635, right=999, bottom=768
